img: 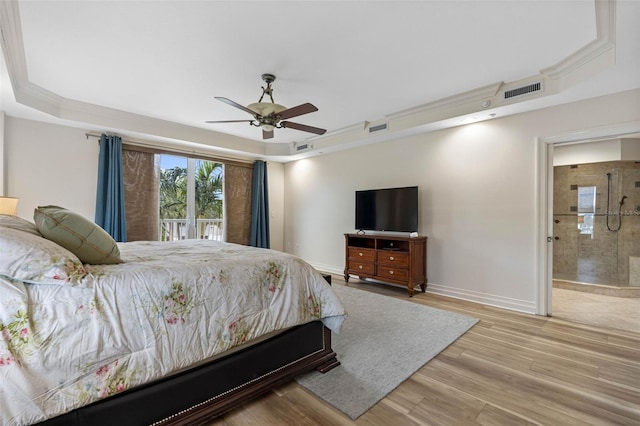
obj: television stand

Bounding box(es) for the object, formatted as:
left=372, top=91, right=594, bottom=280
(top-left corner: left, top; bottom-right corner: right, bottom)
left=344, top=233, right=427, bottom=296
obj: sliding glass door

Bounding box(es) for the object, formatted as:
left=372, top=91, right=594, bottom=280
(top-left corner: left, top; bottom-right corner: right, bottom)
left=159, top=154, right=223, bottom=241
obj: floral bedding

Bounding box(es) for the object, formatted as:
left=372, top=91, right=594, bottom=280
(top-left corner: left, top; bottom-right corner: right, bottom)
left=0, top=239, right=345, bottom=426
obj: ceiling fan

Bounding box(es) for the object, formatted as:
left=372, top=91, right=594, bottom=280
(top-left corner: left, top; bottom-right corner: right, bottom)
left=206, top=73, right=326, bottom=140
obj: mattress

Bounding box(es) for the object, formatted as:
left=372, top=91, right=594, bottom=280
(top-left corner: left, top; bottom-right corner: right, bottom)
left=0, top=239, right=345, bottom=426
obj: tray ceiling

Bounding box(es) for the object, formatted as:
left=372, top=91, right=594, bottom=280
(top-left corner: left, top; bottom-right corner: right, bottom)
left=2, top=0, right=639, bottom=160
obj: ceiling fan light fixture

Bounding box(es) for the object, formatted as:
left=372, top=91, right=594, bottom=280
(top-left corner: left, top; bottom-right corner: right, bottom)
left=247, top=102, right=287, bottom=117
left=208, top=74, right=326, bottom=140
left=258, top=116, right=279, bottom=132
left=248, top=101, right=287, bottom=132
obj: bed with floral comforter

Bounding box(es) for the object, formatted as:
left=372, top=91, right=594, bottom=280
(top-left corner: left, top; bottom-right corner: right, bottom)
left=0, top=235, right=345, bottom=426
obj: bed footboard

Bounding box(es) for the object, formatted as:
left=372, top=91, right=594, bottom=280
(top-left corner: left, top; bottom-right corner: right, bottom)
left=37, top=321, right=337, bottom=426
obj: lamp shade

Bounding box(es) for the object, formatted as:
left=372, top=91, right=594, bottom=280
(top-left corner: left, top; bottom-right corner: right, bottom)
left=247, top=102, right=286, bottom=131
left=0, top=197, right=19, bottom=215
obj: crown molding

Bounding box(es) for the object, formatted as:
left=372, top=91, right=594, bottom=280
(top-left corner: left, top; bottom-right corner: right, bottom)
left=541, top=120, right=640, bottom=145
left=541, top=0, right=615, bottom=80
left=0, top=1, right=265, bottom=158
left=0, top=1, right=28, bottom=85
left=386, top=82, right=504, bottom=122
left=1, top=0, right=621, bottom=161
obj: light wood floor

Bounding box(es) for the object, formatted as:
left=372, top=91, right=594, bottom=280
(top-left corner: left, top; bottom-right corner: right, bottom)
left=552, top=287, right=640, bottom=333
left=210, top=276, right=640, bottom=425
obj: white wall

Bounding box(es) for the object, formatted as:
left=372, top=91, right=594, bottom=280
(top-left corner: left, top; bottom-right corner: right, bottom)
left=621, top=138, right=640, bottom=160
left=554, top=138, right=640, bottom=166
left=0, top=111, right=5, bottom=195
left=554, top=139, right=623, bottom=166
left=4, top=89, right=640, bottom=313
left=284, top=89, right=640, bottom=313
left=4, top=116, right=287, bottom=248
left=5, top=117, right=99, bottom=220
left=267, top=161, right=285, bottom=251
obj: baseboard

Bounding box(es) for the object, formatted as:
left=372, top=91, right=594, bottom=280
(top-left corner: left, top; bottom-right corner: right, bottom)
left=426, top=282, right=536, bottom=314
left=309, top=263, right=537, bottom=314
left=310, top=263, right=343, bottom=277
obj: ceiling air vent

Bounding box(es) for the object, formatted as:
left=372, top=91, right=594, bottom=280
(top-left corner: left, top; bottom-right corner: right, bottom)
left=290, top=142, right=313, bottom=155
left=504, top=82, right=542, bottom=100
left=368, top=122, right=388, bottom=134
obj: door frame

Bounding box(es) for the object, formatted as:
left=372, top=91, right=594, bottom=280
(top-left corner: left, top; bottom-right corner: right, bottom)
left=536, top=120, right=640, bottom=316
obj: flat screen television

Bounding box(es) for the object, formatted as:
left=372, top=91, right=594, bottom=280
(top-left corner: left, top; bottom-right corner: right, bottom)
left=355, top=186, right=418, bottom=232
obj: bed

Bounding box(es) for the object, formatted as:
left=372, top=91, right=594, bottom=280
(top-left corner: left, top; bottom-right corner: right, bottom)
left=0, top=211, right=345, bottom=426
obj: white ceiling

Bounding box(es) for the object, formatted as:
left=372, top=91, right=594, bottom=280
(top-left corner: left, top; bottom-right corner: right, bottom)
left=1, top=0, right=639, bottom=160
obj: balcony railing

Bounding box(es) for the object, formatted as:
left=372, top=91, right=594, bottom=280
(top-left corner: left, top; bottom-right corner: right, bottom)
left=160, top=218, right=223, bottom=241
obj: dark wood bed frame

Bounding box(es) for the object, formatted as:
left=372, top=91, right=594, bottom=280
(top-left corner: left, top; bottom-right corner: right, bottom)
left=38, top=321, right=338, bottom=426
left=38, top=270, right=338, bottom=425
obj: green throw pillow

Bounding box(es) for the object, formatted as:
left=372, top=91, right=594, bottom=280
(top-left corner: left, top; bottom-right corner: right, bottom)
left=34, top=205, right=122, bottom=265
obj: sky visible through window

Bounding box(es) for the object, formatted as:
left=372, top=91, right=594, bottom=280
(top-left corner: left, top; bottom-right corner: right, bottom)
left=160, top=155, right=222, bottom=181
left=160, top=154, right=186, bottom=170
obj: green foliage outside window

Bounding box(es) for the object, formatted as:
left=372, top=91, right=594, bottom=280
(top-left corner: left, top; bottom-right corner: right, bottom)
left=160, top=160, right=223, bottom=220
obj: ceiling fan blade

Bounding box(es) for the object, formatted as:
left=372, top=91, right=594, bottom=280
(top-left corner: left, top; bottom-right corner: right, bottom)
left=205, top=119, right=254, bottom=123
left=281, top=121, right=327, bottom=135
left=215, top=97, right=258, bottom=117
left=275, top=103, right=318, bottom=120
left=263, top=129, right=274, bottom=139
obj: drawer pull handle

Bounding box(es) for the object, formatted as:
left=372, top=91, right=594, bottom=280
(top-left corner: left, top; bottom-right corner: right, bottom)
left=389, top=270, right=394, bottom=274
left=359, top=252, right=363, bottom=257
left=390, top=256, right=394, bottom=261
left=358, top=265, right=363, bottom=269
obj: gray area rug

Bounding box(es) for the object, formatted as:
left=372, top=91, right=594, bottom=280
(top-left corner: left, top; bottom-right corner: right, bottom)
left=296, top=284, right=478, bottom=420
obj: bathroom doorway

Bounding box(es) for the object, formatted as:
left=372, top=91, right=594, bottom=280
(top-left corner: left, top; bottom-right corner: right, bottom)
left=552, top=160, right=640, bottom=291
left=546, top=138, right=640, bottom=333
left=539, top=125, right=640, bottom=319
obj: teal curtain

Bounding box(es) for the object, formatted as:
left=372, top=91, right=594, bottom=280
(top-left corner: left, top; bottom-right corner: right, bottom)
left=250, top=160, right=270, bottom=248
left=95, top=134, right=127, bottom=242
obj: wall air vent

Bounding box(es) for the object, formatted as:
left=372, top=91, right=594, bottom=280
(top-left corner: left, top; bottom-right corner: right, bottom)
left=368, top=122, right=388, bottom=134
left=504, top=82, right=542, bottom=100
left=296, top=143, right=309, bottom=152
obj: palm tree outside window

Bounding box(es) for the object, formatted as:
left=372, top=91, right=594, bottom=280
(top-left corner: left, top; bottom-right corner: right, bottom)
left=159, top=154, right=223, bottom=241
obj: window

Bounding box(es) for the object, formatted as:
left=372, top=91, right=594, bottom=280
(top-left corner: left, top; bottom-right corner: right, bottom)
left=577, top=186, right=596, bottom=236
left=159, top=155, right=223, bottom=241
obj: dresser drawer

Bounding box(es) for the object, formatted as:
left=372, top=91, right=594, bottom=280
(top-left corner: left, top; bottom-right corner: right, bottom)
left=348, top=261, right=375, bottom=275
left=377, top=251, right=408, bottom=266
left=348, top=247, right=375, bottom=262
left=345, top=233, right=428, bottom=297
left=376, top=266, right=408, bottom=282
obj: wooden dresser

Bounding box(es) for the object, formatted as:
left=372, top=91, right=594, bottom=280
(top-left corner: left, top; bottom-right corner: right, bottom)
left=344, top=233, right=427, bottom=296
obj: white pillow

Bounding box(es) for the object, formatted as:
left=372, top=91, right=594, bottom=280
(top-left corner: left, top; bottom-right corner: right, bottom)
left=0, top=214, right=41, bottom=236
left=0, top=227, right=87, bottom=285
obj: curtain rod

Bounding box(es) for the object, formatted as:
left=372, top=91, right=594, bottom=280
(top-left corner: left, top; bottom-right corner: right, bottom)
left=86, top=132, right=110, bottom=140
left=84, top=132, right=254, bottom=165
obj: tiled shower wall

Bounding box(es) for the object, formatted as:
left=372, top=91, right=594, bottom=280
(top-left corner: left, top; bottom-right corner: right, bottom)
left=553, top=161, right=640, bottom=286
